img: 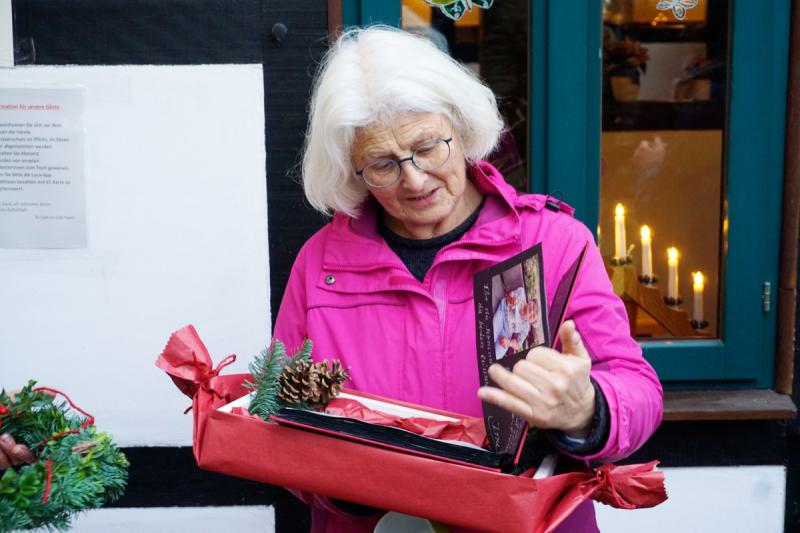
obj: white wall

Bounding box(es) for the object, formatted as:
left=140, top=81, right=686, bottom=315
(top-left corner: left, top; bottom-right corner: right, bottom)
left=0, top=65, right=270, bottom=446
left=35, top=506, right=274, bottom=533
left=597, top=466, right=786, bottom=532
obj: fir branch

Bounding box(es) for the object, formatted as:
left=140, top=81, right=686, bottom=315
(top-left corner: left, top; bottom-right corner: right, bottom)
left=292, top=339, right=313, bottom=366
left=245, top=339, right=290, bottom=420
left=245, top=339, right=316, bottom=421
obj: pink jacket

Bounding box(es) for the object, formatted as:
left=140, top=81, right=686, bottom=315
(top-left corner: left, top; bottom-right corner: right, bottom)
left=274, top=161, right=663, bottom=532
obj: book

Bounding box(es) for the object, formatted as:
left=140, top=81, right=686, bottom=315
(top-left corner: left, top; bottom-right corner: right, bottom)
left=239, top=241, right=589, bottom=473
left=272, top=394, right=510, bottom=471
left=474, top=242, right=589, bottom=458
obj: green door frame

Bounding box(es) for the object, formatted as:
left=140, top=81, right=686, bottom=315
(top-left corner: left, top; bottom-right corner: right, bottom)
left=342, top=0, right=791, bottom=387
left=343, top=0, right=400, bottom=27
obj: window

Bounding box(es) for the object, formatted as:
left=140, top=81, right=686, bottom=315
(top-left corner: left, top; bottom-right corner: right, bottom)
left=344, top=0, right=791, bottom=386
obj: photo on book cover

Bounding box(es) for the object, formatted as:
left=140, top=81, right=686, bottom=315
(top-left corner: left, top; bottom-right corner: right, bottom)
left=494, top=255, right=547, bottom=360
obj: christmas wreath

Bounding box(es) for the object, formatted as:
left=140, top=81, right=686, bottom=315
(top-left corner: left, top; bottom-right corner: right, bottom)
left=0, top=381, right=128, bottom=532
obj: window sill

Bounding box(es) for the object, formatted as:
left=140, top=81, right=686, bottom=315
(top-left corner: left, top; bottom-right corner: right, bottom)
left=663, top=390, right=797, bottom=421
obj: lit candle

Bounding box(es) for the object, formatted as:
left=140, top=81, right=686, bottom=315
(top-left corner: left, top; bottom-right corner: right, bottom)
left=640, top=225, right=653, bottom=280
left=614, top=203, right=627, bottom=260
left=667, top=247, right=679, bottom=302
left=692, top=271, right=704, bottom=323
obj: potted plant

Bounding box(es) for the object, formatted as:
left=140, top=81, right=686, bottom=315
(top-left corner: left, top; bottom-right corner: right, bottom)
left=603, top=37, right=650, bottom=102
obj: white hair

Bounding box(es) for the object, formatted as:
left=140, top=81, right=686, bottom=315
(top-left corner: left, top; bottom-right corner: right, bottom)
left=301, top=26, right=504, bottom=217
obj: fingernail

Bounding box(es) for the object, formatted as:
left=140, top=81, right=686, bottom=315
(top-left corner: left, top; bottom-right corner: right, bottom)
left=0, top=434, right=12, bottom=445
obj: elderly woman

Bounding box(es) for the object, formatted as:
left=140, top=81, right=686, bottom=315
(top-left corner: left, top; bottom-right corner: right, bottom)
left=273, top=27, right=662, bottom=532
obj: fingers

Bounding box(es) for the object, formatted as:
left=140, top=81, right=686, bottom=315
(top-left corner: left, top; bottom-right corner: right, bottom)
left=12, top=443, right=36, bottom=464
left=477, top=363, right=549, bottom=425
left=558, top=320, right=589, bottom=359
left=0, top=433, right=36, bottom=468
left=478, top=363, right=554, bottom=428
left=477, top=385, right=535, bottom=421
left=512, top=359, right=554, bottom=393
left=524, top=346, right=565, bottom=371
left=485, top=364, right=542, bottom=406
left=0, top=434, right=16, bottom=469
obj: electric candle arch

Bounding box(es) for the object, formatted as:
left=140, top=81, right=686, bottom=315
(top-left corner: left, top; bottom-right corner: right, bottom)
left=611, top=202, right=707, bottom=330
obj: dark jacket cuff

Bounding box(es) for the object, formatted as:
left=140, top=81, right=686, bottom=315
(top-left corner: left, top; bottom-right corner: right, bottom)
left=548, top=378, right=610, bottom=456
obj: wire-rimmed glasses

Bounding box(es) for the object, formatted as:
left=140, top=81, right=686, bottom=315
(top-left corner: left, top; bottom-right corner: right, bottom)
left=356, top=137, right=453, bottom=188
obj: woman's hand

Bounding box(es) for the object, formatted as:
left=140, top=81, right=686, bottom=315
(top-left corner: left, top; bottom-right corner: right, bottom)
left=0, top=433, right=35, bottom=470
left=0, top=390, right=36, bottom=471
left=478, top=320, right=596, bottom=438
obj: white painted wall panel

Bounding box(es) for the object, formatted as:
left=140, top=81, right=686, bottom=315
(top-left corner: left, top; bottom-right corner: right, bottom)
left=33, top=505, right=274, bottom=533
left=0, top=65, right=269, bottom=446
left=597, top=466, right=786, bottom=532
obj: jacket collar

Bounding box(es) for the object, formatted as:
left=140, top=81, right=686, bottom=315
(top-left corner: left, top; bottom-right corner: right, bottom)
left=322, top=160, right=543, bottom=271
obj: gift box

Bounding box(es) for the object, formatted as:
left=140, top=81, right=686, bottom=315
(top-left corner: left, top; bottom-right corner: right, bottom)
left=156, top=325, right=667, bottom=533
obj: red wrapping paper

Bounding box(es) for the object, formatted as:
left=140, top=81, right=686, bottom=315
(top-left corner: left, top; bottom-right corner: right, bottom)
left=324, top=397, right=487, bottom=446
left=156, top=325, right=667, bottom=533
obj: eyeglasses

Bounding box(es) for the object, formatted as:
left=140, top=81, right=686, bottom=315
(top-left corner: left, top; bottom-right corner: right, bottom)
left=356, top=137, right=453, bottom=188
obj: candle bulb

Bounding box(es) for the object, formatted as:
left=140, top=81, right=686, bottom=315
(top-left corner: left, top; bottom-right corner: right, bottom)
left=667, top=247, right=679, bottom=302
left=692, top=271, right=704, bottom=323
left=614, top=203, right=627, bottom=260
left=640, top=225, right=653, bottom=280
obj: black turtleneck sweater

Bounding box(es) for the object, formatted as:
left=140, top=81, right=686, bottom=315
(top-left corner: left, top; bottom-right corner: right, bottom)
left=377, top=198, right=485, bottom=282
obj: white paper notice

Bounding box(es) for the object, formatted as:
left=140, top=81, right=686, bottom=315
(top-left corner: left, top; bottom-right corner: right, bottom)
left=0, top=0, right=12, bottom=68
left=0, top=87, right=87, bottom=248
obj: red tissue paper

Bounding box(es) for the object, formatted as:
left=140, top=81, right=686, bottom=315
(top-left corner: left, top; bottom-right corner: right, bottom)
left=156, top=325, right=667, bottom=533
left=323, top=397, right=487, bottom=446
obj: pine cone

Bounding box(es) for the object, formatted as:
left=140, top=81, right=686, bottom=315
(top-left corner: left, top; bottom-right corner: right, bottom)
left=277, top=358, right=350, bottom=407
left=277, top=359, right=313, bottom=405
left=315, top=359, right=349, bottom=404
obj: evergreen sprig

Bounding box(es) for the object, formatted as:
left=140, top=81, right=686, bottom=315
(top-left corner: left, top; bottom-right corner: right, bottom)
left=244, top=339, right=312, bottom=420
left=0, top=381, right=129, bottom=532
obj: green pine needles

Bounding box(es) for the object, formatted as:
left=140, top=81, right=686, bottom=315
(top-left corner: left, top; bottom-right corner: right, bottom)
left=244, top=339, right=313, bottom=420
left=0, top=381, right=128, bottom=532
